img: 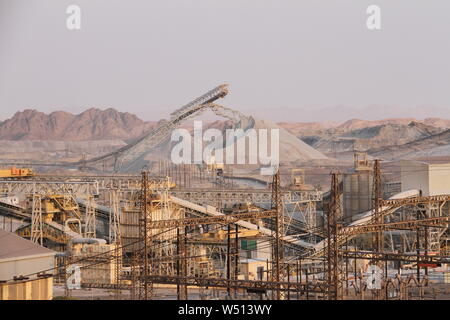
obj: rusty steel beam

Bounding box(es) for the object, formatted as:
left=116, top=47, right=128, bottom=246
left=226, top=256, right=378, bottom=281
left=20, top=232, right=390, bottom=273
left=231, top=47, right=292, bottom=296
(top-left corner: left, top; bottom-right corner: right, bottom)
left=339, top=216, right=450, bottom=237
left=82, top=275, right=328, bottom=295
left=138, top=275, right=327, bottom=294
left=171, top=189, right=322, bottom=205
left=380, top=195, right=450, bottom=207
left=339, top=250, right=450, bottom=264
left=147, top=209, right=276, bottom=229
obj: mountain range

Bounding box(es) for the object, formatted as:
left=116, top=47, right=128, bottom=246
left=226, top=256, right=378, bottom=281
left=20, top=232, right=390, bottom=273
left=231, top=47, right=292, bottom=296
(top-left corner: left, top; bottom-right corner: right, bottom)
left=1, top=108, right=450, bottom=142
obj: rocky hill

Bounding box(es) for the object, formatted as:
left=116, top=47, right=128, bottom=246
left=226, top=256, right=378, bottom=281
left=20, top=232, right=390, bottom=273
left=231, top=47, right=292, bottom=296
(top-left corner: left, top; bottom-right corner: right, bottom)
left=334, top=118, right=417, bottom=132
left=300, top=122, right=445, bottom=154
left=0, top=108, right=157, bottom=141
left=369, top=129, right=450, bottom=159
left=278, top=118, right=450, bottom=137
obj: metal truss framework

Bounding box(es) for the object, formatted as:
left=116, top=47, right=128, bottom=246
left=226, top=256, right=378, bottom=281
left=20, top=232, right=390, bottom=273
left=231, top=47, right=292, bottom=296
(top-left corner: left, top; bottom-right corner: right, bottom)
left=30, top=193, right=43, bottom=245
left=15, top=191, right=86, bottom=246
left=172, top=188, right=322, bottom=240
left=305, top=161, right=450, bottom=300
left=76, top=84, right=232, bottom=172
left=147, top=209, right=276, bottom=229
left=372, top=159, right=383, bottom=252
left=380, top=195, right=450, bottom=207
left=108, top=189, right=121, bottom=244
left=0, top=175, right=170, bottom=192
left=339, top=250, right=450, bottom=264
left=0, top=180, right=99, bottom=197
left=95, top=176, right=169, bottom=191
left=171, top=189, right=322, bottom=205
left=339, top=216, right=450, bottom=237
left=311, top=196, right=450, bottom=259
left=325, top=172, right=343, bottom=300
left=17, top=222, right=70, bottom=244
left=271, top=170, right=284, bottom=300
left=120, top=170, right=313, bottom=300
left=83, top=275, right=328, bottom=295
left=133, top=172, right=177, bottom=299
left=138, top=275, right=328, bottom=294
left=176, top=226, right=188, bottom=299
left=226, top=224, right=239, bottom=297
left=84, top=195, right=97, bottom=238
left=137, top=171, right=152, bottom=300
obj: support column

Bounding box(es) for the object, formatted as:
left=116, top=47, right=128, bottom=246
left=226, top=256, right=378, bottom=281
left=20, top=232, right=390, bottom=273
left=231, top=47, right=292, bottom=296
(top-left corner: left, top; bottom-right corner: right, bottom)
left=271, top=169, right=284, bottom=300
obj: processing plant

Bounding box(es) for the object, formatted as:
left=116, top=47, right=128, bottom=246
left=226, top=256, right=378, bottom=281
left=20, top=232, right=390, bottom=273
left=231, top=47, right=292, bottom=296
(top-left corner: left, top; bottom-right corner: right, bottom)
left=1, top=86, right=450, bottom=301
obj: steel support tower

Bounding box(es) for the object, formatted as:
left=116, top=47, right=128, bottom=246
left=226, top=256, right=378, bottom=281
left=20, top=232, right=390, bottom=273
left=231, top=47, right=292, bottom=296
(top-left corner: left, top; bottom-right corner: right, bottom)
left=326, top=172, right=342, bottom=300
left=271, top=169, right=284, bottom=300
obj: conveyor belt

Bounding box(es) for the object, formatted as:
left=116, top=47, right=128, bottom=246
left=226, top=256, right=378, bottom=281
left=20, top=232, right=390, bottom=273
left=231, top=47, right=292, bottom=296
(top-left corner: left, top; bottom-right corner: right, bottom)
left=308, top=189, right=420, bottom=258
left=0, top=201, right=30, bottom=220
left=170, top=196, right=314, bottom=250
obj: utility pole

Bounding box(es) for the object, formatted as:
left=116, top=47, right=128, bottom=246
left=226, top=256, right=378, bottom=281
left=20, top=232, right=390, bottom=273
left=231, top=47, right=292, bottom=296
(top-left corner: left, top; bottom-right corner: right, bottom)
left=223, top=222, right=238, bottom=298
left=183, top=226, right=188, bottom=299
left=271, top=169, right=284, bottom=300
left=177, top=228, right=181, bottom=299
left=131, top=251, right=137, bottom=300
left=177, top=227, right=188, bottom=300
left=227, top=224, right=232, bottom=297
left=114, top=240, right=121, bottom=300
left=371, top=159, right=384, bottom=298
left=234, top=224, right=239, bottom=298
left=373, top=159, right=383, bottom=252
left=326, top=171, right=342, bottom=300
left=138, top=171, right=152, bottom=300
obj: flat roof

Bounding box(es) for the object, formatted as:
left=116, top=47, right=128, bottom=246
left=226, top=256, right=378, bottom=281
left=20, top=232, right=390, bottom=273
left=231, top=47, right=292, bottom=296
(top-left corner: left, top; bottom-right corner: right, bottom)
left=401, top=159, right=450, bottom=166
left=0, top=229, right=55, bottom=261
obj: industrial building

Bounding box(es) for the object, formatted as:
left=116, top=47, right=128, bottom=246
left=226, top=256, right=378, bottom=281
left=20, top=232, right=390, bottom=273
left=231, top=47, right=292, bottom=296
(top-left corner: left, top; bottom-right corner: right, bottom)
left=342, top=152, right=374, bottom=222
left=0, top=229, right=55, bottom=300
left=401, top=160, right=450, bottom=196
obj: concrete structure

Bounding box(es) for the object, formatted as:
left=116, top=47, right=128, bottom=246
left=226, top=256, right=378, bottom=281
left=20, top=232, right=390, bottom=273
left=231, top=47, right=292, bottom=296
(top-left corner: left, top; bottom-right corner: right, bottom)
left=343, top=171, right=373, bottom=221
left=239, top=258, right=267, bottom=281
left=0, top=229, right=55, bottom=300
left=68, top=241, right=120, bottom=285
left=241, top=238, right=271, bottom=261
left=401, top=160, right=450, bottom=196
left=0, top=196, right=19, bottom=206
left=0, top=277, right=53, bottom=300
left=342, top=153, right=373, bottom=221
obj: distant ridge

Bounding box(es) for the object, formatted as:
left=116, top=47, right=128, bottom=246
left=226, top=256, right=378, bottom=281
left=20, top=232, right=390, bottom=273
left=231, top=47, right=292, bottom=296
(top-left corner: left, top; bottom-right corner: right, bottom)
left=0, top=108, right=449, bottom=142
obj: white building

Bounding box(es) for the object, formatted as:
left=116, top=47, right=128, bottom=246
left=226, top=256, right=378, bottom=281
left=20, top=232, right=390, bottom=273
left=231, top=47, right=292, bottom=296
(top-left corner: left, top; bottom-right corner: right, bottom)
left=401, top=160, right=450, bottom=196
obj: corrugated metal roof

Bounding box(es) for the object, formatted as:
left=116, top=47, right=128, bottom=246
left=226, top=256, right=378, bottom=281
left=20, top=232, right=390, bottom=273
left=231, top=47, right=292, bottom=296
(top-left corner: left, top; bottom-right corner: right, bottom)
left=0, top=229, right=55, bottom=260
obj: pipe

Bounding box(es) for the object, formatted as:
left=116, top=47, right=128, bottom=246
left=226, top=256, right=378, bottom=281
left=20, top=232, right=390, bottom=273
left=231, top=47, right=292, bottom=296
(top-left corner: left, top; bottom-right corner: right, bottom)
left=69, top=238, right=106, bottom=245
left=55, top=252, right=68, bottom=257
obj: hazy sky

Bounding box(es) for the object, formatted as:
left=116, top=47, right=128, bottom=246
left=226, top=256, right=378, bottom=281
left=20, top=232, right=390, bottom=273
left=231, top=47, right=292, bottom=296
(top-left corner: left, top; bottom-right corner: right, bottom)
left=1, top=0, right=450, bottom=122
